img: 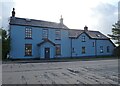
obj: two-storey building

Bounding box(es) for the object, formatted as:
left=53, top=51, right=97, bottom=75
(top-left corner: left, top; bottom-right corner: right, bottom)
left=9, top=9, right=115, bottom=59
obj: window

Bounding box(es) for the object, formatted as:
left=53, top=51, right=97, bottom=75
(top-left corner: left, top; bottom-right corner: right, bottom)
left=55, top=30, right=61, bottom=40
left=72, top=48, right=75, bottom=53
left=56, top=44, right=61, bottom=55
left=100, top=46, right=103, bottom=53
left=96, top=34, right=101, bottom=37
left=107, top=46, right=110, bottom=53
left=82, top=36, right=85, bottom=42
left=42, top=29, right=48, bottom=39
left=25, top=27, right=32, bottom=38
left=25, top=44, right=32, bottom=56
left=82, top=47, right=85, bottom=54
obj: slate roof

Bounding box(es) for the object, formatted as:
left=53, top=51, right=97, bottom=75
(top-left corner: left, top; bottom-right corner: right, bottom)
left=85, top=31, right=109, bottom=39
left=69, top=30, right=83, bottom=38
left=69, top=29, right=109, bottom=39
left=10, top=17, right=69, bottom=29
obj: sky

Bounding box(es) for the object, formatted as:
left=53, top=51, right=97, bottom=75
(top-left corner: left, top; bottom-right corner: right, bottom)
left=0, top=0, right=119, bottom=36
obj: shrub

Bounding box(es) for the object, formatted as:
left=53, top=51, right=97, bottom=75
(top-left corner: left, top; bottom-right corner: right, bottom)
left=113, top=45, right=120, bottom=57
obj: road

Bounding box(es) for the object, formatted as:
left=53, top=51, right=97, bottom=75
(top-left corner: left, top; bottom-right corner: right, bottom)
left=2, top=59, right=119, bottom=84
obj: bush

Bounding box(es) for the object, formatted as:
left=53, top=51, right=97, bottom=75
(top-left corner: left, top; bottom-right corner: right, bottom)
left=113, top=45, right=120, bottom=57
left=1, top=28, right=10, bottom=60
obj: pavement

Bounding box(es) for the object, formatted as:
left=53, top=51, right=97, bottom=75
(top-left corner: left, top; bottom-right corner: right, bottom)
left=2, top=59, right=119, bottom=85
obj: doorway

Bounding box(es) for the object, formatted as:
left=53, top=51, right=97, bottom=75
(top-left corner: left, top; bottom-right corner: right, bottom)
left=45, top=48, right=50, bottom=59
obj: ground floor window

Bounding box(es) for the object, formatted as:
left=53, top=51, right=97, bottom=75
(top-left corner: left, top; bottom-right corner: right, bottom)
left=82, top=47, right=85, bottom=54
left=72, top=48, right=75, bottom=53
left=107, top=46, right=110, bottom=53
left=25, top=44, right=32, bottom=56
left=56, top=44, right=61, bottom=55
left=100, top=46, right=103, bottom=53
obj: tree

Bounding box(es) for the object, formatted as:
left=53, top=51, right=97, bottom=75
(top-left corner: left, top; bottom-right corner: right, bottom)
left=0, top=28, right=10, bottom=60
left=0, top=29, right=1, bottom=35
left=108, top=20, right=120, bottom=46
left=113, top=45, right=120, bottom=57
left=108, top=21, right=120, bottom=57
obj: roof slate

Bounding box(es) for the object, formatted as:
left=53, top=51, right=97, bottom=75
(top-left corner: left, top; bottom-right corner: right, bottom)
left=69, top=30, right=109, bottom=39
left=10, top=17, right=69, bottom=29
left=85, top=31, right=109, bottom=39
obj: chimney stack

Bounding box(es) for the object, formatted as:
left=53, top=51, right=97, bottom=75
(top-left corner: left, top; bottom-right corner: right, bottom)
left=84, top=25, right=88, bottom=31
left=60, top=15, right=63, bottom=24
left=12, top=8, right=15, bottom=17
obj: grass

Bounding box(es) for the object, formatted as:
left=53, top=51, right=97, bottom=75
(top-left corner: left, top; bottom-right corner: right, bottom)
left=2, top=56, right=119, bottom=63
left=50, top=56, right=118, bottom=61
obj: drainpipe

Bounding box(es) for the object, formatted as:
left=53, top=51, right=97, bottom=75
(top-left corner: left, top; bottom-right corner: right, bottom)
left=9, top=24, right=11, bottom=59
left=71, top=38, right=72, bottom=58
left=95, top=39, right=97, bottom=57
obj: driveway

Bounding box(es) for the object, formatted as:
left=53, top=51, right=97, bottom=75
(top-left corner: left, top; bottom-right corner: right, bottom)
left=2, top=59, right=119, bottom=84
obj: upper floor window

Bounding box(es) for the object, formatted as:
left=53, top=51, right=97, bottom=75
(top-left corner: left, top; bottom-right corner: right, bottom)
left=82, top=36, right=85, bottom=42
left=42, top=29, right=48, bottom=39
left=55, top=44, right=61, bottom=55
left=100, top=46, right=103, bottom=53
left=55, top=30, right=61, bottom=40
left=107, top=46, right=110, bottom=53
left=25, top=27, right=32, bottom=39
left=82, top=46, right=86, bottom=54
left=25, top=44, right=32, bottom=56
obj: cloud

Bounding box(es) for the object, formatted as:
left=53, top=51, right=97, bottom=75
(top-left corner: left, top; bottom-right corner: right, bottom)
left=92, top=3, right=117, bottom=16
left=0, top=1, right=15, bottom=30
left=118, top=1, right=120, bottom=20
left=0, top=2, right=2, bottom=28
left=90, top=2, right=118, bottom=35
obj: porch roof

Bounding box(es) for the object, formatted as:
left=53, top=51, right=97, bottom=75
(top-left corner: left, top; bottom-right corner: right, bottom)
left=37, top=39, right=55, bottom=46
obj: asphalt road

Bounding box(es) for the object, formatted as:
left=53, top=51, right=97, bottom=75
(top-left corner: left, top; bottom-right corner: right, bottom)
left=2, top=59, right=119, bottom=85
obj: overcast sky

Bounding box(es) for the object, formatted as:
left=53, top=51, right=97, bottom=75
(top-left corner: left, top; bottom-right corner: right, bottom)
left=0, top=0, right=119, bottom=35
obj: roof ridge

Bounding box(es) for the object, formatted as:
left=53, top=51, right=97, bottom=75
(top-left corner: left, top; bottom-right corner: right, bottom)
left=14, top=17, right=60, bottom=24
left=69, top=29, right=99, bottom=32
left=10, top=17, right=69, bottom=29
left=69, top=29, right=83, bottom=31
left=89, top=30, right=99, bottom=32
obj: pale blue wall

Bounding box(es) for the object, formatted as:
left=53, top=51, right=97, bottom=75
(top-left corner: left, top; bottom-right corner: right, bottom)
left=72, top=33, right=115, bottom=57
left=10, top=25, right=115, bottom=59
left=10, top=25, right=27, bottom=59
left=96, top=40, right=115, bottom=56
left=72, top=33, right=95, bottom=57
left=60, top=30, right=71, bottom=58
left=10, top=25, right=71, bottom=59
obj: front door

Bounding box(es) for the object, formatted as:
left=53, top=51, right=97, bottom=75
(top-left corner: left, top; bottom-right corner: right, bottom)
left=45, top=48, right=50, bottom=59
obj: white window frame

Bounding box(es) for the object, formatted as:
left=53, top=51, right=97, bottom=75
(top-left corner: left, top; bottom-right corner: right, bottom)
left=42, top=29, right=48, bottom=39
left=55, top=30, right=61, bottom=40
left=25, top=27, right=32, bottom=38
